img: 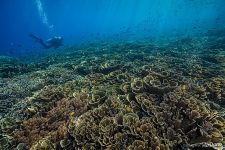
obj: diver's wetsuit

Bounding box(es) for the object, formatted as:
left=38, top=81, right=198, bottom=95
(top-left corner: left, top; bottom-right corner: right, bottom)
left=29, top=34, right=63, bottom=49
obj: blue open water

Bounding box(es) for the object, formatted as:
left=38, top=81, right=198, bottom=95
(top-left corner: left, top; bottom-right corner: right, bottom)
left=0, top=0, right=225, bottom=56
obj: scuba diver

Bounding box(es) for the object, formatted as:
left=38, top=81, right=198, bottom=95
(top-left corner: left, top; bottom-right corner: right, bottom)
left=29, top=33, right=63, bottom=49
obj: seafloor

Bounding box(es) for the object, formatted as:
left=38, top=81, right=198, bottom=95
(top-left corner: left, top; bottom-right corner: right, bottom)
left=0, top=36, right=225, bottom=150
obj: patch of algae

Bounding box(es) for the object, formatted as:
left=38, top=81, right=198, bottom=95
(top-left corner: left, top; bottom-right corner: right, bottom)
left=0, top=36, right=225, bottom=150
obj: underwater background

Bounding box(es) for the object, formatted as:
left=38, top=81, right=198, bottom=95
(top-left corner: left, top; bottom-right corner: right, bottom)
left=1, top=0, right=225, bottom=57
left=0, top=0, right=225, bottom=150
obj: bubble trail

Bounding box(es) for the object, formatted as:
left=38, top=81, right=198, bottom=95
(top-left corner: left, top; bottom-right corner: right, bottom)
left=35, top=0, right=54, bottom=31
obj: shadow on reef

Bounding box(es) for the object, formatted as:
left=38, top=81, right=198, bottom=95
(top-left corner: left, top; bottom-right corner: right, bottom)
left=0, top=34, right=225, bottom=150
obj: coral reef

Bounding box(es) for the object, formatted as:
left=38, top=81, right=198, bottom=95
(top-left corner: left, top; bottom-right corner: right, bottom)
left=0, top=34, right=225, bottom=149
left=0, top=56, right=25, bottom=78
left=14, top=92, right=88, bottom=149
left=206, top=77, right=225, bottom=107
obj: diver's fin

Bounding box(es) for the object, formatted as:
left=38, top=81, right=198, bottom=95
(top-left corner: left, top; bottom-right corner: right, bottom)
left=29, top=34, right=42, bottom=41
left=29, top=34, right=50, bottom=49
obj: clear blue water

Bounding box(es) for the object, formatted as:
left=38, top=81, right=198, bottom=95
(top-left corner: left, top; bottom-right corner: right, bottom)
left=1, top=0, right=225, bottom=57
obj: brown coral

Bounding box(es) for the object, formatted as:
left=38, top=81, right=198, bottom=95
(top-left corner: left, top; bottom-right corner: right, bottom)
left=14, top=92, right=88, bottom=148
